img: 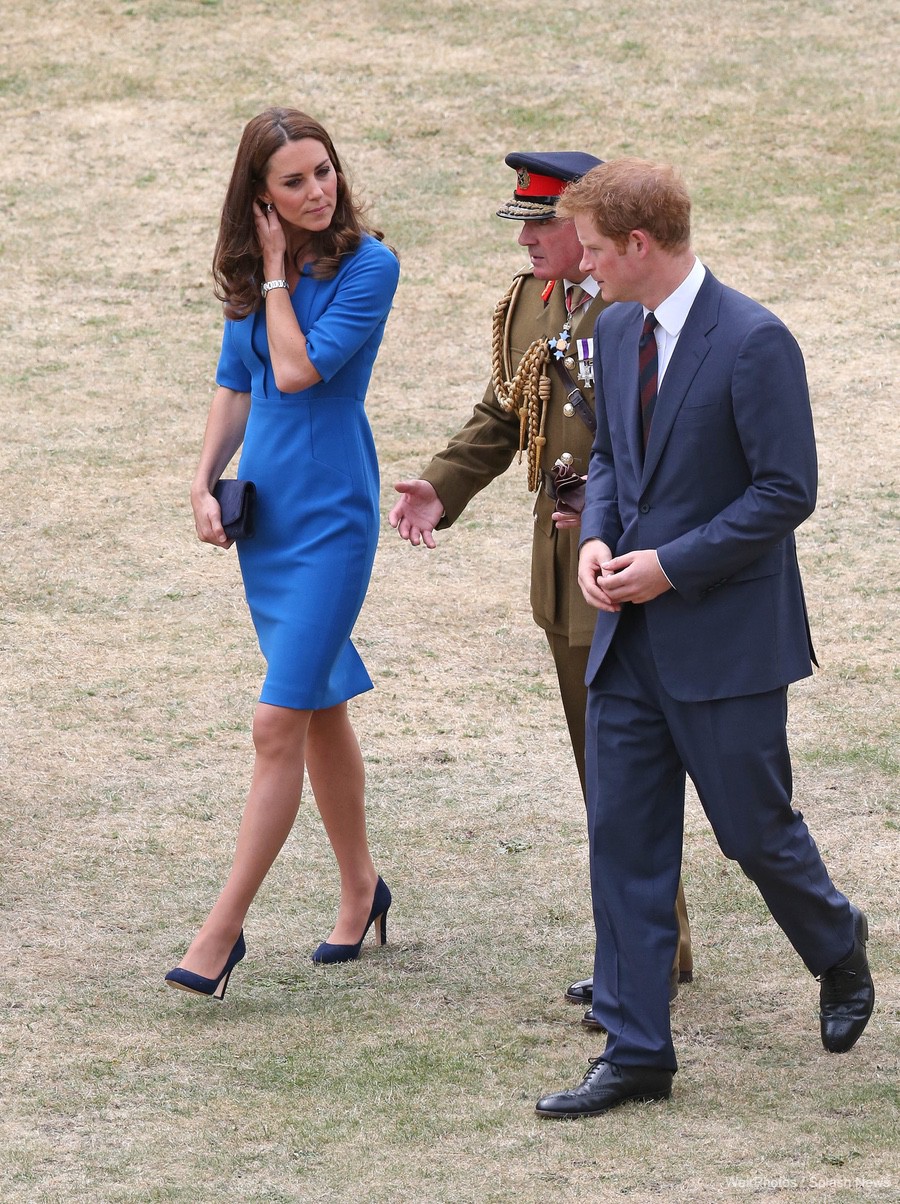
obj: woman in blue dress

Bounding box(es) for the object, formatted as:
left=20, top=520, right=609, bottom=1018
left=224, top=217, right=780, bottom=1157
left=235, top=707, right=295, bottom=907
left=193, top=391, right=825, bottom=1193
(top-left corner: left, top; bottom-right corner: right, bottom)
left=166, top=109, right=400, bottom=999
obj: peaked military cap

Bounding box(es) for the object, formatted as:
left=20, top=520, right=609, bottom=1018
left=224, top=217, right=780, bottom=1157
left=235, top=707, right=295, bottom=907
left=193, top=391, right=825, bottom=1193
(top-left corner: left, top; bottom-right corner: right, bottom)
left=496, top=151, right=603, bottom=220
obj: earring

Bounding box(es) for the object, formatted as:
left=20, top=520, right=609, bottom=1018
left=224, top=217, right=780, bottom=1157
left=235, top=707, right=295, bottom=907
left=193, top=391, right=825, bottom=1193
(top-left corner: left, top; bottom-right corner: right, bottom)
left=266, top=203, right=274, bottom=213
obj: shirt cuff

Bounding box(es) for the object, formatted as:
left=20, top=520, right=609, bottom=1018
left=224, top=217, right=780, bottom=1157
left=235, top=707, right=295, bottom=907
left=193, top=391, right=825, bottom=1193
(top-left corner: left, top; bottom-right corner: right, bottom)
left=656, top=551, right=676, bottom=590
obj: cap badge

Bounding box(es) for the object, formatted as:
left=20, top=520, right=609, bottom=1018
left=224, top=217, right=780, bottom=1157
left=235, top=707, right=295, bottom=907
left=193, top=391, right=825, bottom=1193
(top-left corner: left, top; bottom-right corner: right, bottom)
left=516, top=168, right=531, bottom=191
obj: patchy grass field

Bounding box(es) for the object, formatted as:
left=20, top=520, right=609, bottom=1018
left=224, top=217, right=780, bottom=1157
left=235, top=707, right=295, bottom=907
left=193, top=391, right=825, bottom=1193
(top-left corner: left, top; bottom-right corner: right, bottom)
left=0, top=1, right=896, bottom=1201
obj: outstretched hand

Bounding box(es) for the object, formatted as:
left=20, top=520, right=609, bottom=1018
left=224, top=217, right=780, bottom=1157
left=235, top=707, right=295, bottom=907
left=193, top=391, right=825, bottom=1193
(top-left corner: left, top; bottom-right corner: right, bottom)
left=389, top=479, right=445, bottom=548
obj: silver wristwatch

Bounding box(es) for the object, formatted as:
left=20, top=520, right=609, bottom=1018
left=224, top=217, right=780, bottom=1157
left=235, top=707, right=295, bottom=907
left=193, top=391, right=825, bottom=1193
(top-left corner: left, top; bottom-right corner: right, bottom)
left=261, top=278, right=289, bottom=297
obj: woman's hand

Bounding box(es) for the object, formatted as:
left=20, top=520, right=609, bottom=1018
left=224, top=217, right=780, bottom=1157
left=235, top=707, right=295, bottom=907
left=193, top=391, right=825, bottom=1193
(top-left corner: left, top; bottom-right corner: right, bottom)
left=191, top=486, right=234, bottom=550
left=253, top=201, right=287, bottom=278
left=190, top=387, right=249, bottom=550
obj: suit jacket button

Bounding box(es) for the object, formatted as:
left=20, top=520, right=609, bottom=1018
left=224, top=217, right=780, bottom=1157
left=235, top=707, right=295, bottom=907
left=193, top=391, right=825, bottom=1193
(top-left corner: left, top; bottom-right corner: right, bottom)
left=639, top=503, right=650, bottom=514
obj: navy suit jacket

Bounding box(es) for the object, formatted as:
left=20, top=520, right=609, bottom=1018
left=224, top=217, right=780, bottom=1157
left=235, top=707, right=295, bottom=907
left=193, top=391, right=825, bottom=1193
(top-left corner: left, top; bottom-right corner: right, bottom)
left=581, top=268, right=817, bottom=702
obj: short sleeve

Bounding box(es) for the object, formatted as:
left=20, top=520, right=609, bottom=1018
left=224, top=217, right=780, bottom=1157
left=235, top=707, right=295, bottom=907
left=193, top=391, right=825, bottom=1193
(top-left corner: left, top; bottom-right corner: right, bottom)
left=215, top=318, right=252, bottom=393
left=304, top=238, right=400, bottom=383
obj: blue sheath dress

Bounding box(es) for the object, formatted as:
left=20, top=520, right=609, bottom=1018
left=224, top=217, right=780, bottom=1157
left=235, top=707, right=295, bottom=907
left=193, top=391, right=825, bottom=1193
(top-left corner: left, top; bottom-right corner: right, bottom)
left=215, top=235, right=400, bottom=710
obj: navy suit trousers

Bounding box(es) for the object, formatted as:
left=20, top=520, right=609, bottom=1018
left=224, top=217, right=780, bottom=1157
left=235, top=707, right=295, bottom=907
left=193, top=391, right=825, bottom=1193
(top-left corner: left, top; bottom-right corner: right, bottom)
left=585, top=604, right=854, bottom=1070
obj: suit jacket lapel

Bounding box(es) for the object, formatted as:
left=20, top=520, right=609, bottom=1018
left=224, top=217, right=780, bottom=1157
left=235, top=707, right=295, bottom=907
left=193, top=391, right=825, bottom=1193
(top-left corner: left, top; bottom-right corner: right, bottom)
left=641, top=271, right=721, bottom=486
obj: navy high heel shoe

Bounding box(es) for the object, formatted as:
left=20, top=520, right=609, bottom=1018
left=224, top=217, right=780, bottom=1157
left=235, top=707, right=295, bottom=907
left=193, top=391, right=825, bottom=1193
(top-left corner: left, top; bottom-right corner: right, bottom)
left=165, top=931, right=246, bottom=999
left=311, top=877, right=392, bottom=965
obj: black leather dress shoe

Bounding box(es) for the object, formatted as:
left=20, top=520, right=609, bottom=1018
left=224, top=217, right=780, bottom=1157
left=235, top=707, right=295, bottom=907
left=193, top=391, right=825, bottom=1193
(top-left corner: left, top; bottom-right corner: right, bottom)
left=581, top=1009, right=605, bottom=1032
left=819, top=905, right=874, bottom=1053
left=536, top=1058, right=673, bottom=1119
left=565, top=976, right=593, bottom=1004
left=566, top=970, right=691, bottom=1007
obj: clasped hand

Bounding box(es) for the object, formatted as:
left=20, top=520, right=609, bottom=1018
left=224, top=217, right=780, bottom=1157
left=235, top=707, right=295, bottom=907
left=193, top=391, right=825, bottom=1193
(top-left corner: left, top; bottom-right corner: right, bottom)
left=577, top=543, right=672, bottom=612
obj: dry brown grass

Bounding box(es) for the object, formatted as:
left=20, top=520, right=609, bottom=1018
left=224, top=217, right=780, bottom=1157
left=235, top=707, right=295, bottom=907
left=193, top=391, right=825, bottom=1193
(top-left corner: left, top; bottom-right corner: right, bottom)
left=0, top=1, right=897, bottom=1201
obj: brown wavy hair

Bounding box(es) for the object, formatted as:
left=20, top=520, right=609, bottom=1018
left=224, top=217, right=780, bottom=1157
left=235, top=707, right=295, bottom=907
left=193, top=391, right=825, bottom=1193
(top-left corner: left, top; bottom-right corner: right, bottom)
left=213, top=108, right=389, bottom=319
left=558, top=158, right=692, bottom=253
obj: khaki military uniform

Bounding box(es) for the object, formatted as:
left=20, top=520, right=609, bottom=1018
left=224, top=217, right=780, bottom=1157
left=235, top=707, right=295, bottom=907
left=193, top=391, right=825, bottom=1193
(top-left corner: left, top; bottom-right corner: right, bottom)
left=421, top=268, right=693, bottom=978
left=425, top=271, right=597, bottom=631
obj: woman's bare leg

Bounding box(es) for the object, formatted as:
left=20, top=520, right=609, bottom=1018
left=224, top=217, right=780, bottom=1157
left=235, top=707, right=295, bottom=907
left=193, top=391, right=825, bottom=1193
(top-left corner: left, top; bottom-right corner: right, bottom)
left=305, top=702, right=378, bottom=944
left=174, top=702, right=310, bottom=978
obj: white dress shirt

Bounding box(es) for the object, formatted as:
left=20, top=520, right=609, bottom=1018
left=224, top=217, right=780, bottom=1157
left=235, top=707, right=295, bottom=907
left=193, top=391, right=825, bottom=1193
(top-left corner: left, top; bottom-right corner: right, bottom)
left=565, top=275, right=601, bottom=302
left=645, top=256, right=706, bottom=386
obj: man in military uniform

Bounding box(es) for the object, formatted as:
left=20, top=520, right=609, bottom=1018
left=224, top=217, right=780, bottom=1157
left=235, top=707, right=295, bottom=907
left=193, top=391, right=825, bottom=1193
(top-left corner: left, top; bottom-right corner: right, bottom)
left=389, top=152, right=693, bottom=1018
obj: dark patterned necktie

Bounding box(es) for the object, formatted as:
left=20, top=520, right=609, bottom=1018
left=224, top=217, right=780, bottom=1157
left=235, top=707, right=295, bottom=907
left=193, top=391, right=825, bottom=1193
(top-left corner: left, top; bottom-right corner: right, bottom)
left=565, top=285, right=589, bottom=314
left=639, top=311, right=659, bottom=447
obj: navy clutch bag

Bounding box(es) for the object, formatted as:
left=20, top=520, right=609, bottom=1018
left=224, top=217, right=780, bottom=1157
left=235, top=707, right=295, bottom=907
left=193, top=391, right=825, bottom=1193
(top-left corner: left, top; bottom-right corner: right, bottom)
left=213, top=478, right=257, bottom=540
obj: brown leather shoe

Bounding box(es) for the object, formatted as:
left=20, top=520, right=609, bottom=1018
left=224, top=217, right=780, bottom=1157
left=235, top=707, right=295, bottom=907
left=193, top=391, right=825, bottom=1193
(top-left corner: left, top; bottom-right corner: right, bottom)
left=536, top=1058, right=673, bottom=1118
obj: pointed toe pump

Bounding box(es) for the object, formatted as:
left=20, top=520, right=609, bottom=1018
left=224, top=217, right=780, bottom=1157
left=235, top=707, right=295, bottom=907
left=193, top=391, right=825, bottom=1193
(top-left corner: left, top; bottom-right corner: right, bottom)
left=165, top=931, right=246, bottom=1000
left=311, top=877, right=392, bottom=965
